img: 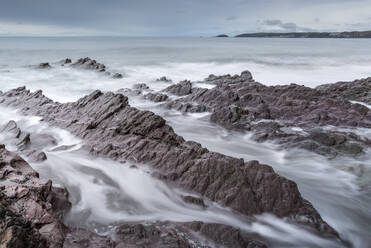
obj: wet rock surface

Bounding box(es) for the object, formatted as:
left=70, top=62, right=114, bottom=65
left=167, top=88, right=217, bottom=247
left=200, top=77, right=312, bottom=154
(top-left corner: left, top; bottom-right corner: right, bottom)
left=0, top=86, right=340, bottom=244
left=163, top=71, right=370, bottom=157
left=0, top=145, right=70, bottom=247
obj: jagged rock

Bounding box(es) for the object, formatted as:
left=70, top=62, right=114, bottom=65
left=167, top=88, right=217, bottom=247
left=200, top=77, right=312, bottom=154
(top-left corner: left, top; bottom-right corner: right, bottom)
left=38, top=63, right=51, bottom=69
left=164, top=80, right=192, bottom=96
left=64, top=58, right=72, bottom=64
left=164, top=71, right=370, bottom=157
left=144, top=92, right=169, bottom=102
left=133, top=83, right=149, bottom=90
left=0, top=145, right=70, bottom=247
left=60, top=58, right=72, bottom=66
left=205, top=70, right=254, bottom=86
left=0, top=120, right=57, bottom=161
left=0, top=87, right=340, bottom=242
left=72, top=57, right=106, bottom=72
left=156, top=76, right=172, bottom=83
left=0, top=200, right=48, bottom=248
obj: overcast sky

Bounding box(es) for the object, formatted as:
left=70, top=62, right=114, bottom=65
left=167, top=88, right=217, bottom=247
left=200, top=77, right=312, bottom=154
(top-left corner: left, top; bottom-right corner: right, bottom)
left=1, top=0, right=371, bottom=36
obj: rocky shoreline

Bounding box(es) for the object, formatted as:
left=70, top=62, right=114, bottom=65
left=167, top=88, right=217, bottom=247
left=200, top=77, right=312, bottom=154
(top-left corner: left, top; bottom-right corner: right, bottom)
left=1, top=60, right=369, bottom=247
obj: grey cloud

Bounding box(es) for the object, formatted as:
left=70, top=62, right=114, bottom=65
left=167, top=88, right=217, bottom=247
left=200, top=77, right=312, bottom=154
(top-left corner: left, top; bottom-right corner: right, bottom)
left=262, top=19, right=316, bottom=32
left=0, top=0, right=369, bottom=36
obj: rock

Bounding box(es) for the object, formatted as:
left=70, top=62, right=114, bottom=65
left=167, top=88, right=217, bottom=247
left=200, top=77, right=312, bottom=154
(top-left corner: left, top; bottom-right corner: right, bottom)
left=182, top=195, right=207, bottom=208
left=316, top=77, right=371, bottom=104
left=205, top=70, right=255, bottom=85
left=0, top=120, right=57, bottom=161
left=71, top=57, right=107, bottom=72
left=164, top=101, right=207, bottom=113
left=156, top=76, right=172, bottom=83
left=0, top=145, right=70, bottom=247
left=61, top=58, right=72, bottom=65
left=0, top=202, right=48, bottom=248
left=0, top=87, right=340, bottom=241
left=27, top=150, right=48, bottom=163
left=63, top=228, right=115, bottom=248
left=38, top=63, right=51, bottom=69
left=113, top=222, right=267, bottom=248
left=144, top=92, right=169, bottom=102
left=113, top=73, right=123, bottom=79
left=133, top=83, right=149, bottom=90
left=163, top=71, right=370, bottom=157
left=164, top=80, right=192, bottom=96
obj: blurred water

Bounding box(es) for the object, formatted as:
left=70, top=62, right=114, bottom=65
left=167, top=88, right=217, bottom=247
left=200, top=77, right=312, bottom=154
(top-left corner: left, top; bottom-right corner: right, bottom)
left=0, top=37, right=371, bottom=102
left=0, top=37, right=370, bottom=247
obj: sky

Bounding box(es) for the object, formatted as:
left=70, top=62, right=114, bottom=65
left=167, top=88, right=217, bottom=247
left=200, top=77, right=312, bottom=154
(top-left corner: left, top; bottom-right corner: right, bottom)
left=0, top=0, right=371, bottom=36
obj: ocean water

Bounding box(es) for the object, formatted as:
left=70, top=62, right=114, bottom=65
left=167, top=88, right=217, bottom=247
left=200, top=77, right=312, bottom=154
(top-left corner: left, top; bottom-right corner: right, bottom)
left=0, top=37, right=370, bottom=247
left=1, top=37, right=371, bottom=102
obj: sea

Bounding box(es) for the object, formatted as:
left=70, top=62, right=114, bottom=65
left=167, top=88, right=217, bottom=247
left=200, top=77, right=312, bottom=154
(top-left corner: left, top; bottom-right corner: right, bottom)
left=0, top=37, right=370, bottom=247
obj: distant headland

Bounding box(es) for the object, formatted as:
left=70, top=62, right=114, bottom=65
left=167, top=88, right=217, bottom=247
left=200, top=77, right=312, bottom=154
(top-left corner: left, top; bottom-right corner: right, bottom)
left=215, top=31, right=371, bottom=38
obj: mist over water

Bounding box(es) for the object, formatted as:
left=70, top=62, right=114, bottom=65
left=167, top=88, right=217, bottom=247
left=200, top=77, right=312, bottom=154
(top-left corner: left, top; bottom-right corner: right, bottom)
left=0, top=37, right=371, bottom=247
left=1, top=37, right=371, bottom=102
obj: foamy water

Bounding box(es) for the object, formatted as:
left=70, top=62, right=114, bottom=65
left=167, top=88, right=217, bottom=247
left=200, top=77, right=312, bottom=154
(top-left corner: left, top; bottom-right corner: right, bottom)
left=0, top=37, right=370, bottom=247
left=0, top=106, right=345, bottom=248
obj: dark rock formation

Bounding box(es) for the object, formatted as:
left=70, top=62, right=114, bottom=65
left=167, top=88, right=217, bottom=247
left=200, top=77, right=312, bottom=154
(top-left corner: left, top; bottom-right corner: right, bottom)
left=144, top=92, right=169, bottom=102
left=156, top=76, right=172, bottom=83
left=164, top=71, right=371, bottom=157
left=164, top=80, right=193, bottom=96
left=1, top=144, right=266, bottom=248
left=60, top=58, right=72, bottom=65
left=0, top=87, right=340, bottom=242
left=0, top=119, right=57, bottom=162
left=0, top=145, right=70, bottom=247
left=133, top=83, right=149, bottom=90
left=72, top=57, right=106, bottom=72
left=112, top=73, right=123, bottom=79
left=49, top=57, right=124, bottom=79
left=38, top=63, right=51, bottom=69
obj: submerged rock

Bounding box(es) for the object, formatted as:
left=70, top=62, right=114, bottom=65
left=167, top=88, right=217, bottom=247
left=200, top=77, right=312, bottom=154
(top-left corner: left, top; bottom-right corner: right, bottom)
left=112, top=73, right=123, bottom=79
left=38, top=62, right=51, bottom=69
left=0, top=87, right=340, bottom=243
left=156, top=76, right=172, bottom=83
left=133, top=83, right=149, bottom=90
